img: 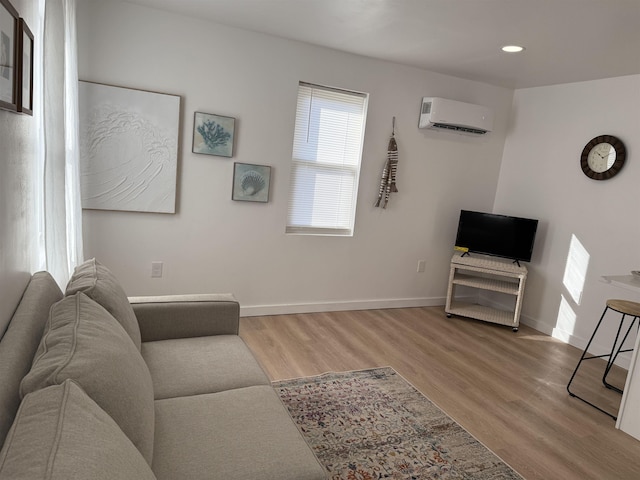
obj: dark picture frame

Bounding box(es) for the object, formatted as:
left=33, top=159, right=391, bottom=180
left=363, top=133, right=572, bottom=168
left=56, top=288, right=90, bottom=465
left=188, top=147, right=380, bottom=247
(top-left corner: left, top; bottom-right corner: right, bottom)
left=0, top=0, right=19, bottom=112
left=192, top=111, right=235, bottom=158
left=232, top=163, right=271, bottom=203
left=17, top=18, right=32, bottom=115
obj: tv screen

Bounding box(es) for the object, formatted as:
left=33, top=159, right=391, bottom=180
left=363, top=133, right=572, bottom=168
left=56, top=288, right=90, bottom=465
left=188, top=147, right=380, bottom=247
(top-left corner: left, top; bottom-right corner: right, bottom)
left=454, top=210, right=538, bottom=263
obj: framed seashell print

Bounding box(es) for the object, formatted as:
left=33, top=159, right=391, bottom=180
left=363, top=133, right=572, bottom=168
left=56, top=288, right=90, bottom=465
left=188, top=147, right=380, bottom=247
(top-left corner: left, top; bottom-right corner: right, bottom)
left=232, top=163, right=271, bottom=203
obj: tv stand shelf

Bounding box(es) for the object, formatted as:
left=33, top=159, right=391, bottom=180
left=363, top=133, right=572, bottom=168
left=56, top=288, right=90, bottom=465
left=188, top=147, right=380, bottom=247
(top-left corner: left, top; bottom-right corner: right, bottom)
left=445, top=253, right=528, bottom=331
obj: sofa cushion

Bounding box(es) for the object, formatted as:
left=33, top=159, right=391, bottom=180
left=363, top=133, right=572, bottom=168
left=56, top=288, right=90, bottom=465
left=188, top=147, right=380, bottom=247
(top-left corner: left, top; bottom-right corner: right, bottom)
left=65, top=258, right=141, bottom=349
left=0, top=272, right=62, bottom=447
left=152, top=385, right=326, bottom=480
left=142, top=335, right=270, bottom=400
left=19, top=293, right=155, bottom=464
left=0, top=380, right=156, bottom=480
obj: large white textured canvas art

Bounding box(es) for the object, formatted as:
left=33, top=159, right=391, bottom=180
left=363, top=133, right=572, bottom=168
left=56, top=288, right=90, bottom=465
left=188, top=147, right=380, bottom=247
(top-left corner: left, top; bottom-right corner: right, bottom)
left=78, top=81, right=180, bottom=213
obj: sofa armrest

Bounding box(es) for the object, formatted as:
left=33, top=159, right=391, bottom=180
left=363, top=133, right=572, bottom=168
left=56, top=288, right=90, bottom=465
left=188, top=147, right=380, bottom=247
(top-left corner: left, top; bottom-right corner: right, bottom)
left=129, top=294, right=239, bottom=342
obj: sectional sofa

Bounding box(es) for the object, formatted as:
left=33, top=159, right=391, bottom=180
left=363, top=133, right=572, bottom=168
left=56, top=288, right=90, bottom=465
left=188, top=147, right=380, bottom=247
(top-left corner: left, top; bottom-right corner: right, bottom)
left=0, top=259, right=326, bottom=480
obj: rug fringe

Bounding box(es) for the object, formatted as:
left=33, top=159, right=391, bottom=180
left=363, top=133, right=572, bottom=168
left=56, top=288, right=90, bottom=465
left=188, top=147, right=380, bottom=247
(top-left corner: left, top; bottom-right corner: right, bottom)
left=271, top=365, right=395, bottom=383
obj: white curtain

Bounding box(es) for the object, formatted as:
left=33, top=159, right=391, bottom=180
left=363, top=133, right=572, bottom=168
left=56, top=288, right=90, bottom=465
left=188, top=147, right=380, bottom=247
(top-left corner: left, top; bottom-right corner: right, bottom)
left=35, top=0, right=83, bottom=287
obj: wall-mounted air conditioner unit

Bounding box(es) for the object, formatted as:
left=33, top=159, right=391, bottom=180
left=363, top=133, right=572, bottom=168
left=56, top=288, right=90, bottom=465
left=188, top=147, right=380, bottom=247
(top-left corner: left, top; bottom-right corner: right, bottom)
left=418, top=97, right=493, bottom=135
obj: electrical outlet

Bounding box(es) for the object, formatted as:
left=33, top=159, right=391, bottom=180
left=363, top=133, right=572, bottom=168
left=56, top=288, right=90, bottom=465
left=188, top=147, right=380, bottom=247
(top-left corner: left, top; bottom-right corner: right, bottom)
left=151, top=261, right=163, bottom=278
left=417, top=260, right=426, bottom=273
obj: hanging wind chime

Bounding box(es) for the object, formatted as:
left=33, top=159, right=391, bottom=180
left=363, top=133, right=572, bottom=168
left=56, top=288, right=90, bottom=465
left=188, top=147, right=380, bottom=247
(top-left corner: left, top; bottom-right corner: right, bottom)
left=374, top=117, right=399, bottom=209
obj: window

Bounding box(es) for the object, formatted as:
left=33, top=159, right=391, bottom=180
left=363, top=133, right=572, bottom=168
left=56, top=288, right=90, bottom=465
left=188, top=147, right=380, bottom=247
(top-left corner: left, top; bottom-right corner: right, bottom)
left=286, top=82, right=368, bottom=236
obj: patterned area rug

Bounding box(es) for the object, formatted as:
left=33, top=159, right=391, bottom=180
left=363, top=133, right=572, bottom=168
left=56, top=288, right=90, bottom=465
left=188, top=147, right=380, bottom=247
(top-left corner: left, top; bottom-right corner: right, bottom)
left=274, top=367, right=522, bottom=480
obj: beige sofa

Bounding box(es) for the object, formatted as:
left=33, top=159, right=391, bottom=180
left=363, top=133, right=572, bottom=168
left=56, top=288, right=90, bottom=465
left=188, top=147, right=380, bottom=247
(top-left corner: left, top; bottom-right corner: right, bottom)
left=0, top=259, right=326, bottom=480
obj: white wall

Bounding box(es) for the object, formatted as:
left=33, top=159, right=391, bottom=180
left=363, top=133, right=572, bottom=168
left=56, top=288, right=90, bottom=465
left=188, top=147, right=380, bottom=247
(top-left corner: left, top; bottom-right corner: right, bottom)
left=0, top=0, right=41, bottom=333
left=77, top=1, right=514, bottom=314
left=494, top=75, right=640, bottom=363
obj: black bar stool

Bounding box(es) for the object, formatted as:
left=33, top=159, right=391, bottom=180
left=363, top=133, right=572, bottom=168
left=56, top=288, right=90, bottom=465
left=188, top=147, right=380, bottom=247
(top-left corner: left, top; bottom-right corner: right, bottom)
left=567, top=299, right=640, bottom=419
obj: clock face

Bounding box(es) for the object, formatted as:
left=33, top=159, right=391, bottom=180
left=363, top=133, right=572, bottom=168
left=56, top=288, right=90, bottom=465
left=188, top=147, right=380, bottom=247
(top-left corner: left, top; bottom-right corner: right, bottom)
left=580, top=135, right=626, bottom=180
left=586, top=142, right=616, bottom=173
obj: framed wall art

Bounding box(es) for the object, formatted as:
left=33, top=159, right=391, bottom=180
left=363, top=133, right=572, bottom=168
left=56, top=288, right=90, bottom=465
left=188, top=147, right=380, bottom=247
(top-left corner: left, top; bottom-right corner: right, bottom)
left=17, top=18, right=32, bottom=115
left=78, top=81, right=181, bottom=214
left=193, top=111, right=235, bottom=157
left=232, top=163, right=271, bottom=203
left=0, top=0, right=18, bottom=112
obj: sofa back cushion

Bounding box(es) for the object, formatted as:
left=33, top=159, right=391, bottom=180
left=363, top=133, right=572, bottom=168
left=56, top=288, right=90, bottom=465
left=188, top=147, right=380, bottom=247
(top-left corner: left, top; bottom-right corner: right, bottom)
left=0, top=380, right=157, bottom=480
left=65, top=258, right=141, bottom=349
left=19, top=293, right=155, bottom=464
left=0, top=272, right=62, bottom=449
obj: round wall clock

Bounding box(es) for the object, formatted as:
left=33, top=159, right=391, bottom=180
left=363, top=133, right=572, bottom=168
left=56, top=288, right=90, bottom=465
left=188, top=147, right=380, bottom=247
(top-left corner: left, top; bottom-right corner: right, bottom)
left=580, top=135, right=626, bottom=180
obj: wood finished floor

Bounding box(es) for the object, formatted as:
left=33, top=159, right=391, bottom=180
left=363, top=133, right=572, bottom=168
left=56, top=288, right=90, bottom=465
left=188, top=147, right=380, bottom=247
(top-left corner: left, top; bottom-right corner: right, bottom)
left=240, top=306, right=640, bottom=480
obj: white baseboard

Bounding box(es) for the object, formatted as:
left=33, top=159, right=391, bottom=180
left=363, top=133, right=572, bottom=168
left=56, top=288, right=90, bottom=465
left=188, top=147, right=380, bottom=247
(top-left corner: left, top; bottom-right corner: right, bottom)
left=518, top=313, right=553, bottom=336
left=240, top=296, right=447, bottom=317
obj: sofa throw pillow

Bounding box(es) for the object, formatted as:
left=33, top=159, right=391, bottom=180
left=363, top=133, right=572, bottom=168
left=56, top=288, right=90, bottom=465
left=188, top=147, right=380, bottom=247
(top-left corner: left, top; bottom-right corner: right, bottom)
left=19, top=293, right=155, bottom=465
left=65, top=258, right=141, bottom=350
left=0, top=380, right=157, bottom=480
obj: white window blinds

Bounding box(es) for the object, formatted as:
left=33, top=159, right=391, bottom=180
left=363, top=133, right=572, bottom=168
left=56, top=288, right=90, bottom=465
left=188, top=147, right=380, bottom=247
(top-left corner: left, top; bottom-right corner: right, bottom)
left=286, top=82, right=368, bottom=236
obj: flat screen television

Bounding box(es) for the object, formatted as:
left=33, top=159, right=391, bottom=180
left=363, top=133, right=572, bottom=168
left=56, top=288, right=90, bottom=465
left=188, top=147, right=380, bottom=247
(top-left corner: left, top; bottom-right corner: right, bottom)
left=454, top=210, right=538, bottom=264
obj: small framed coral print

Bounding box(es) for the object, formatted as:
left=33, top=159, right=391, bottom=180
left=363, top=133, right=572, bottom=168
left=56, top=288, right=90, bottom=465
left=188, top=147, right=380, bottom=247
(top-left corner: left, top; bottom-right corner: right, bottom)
left=232, top=163, right=271, bottom=203
left=17, top=18, right=33, bottom=115
left=192, top=111, right=235, bottom=157
left=0, top=0, right=19, bottom=112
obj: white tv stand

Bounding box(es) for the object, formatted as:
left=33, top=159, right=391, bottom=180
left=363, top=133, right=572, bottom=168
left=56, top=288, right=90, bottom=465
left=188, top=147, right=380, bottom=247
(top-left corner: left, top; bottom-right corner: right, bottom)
left=445, top=252, right=528, bottom=331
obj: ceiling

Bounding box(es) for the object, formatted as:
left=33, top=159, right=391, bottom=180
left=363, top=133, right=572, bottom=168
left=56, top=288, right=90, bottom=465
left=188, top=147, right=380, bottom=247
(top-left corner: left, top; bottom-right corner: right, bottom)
left=118, top=0, right=640, bottom=89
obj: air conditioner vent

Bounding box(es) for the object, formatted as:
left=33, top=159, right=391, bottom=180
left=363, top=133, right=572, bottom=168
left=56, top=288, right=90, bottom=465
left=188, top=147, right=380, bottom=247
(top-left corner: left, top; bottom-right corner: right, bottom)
left=431, top=123, right=488, bottom=135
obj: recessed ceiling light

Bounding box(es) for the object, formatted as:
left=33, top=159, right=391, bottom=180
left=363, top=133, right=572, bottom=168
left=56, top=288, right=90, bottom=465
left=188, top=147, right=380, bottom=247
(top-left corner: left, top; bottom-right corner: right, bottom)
left=502, top=45, right=525, bottom=53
